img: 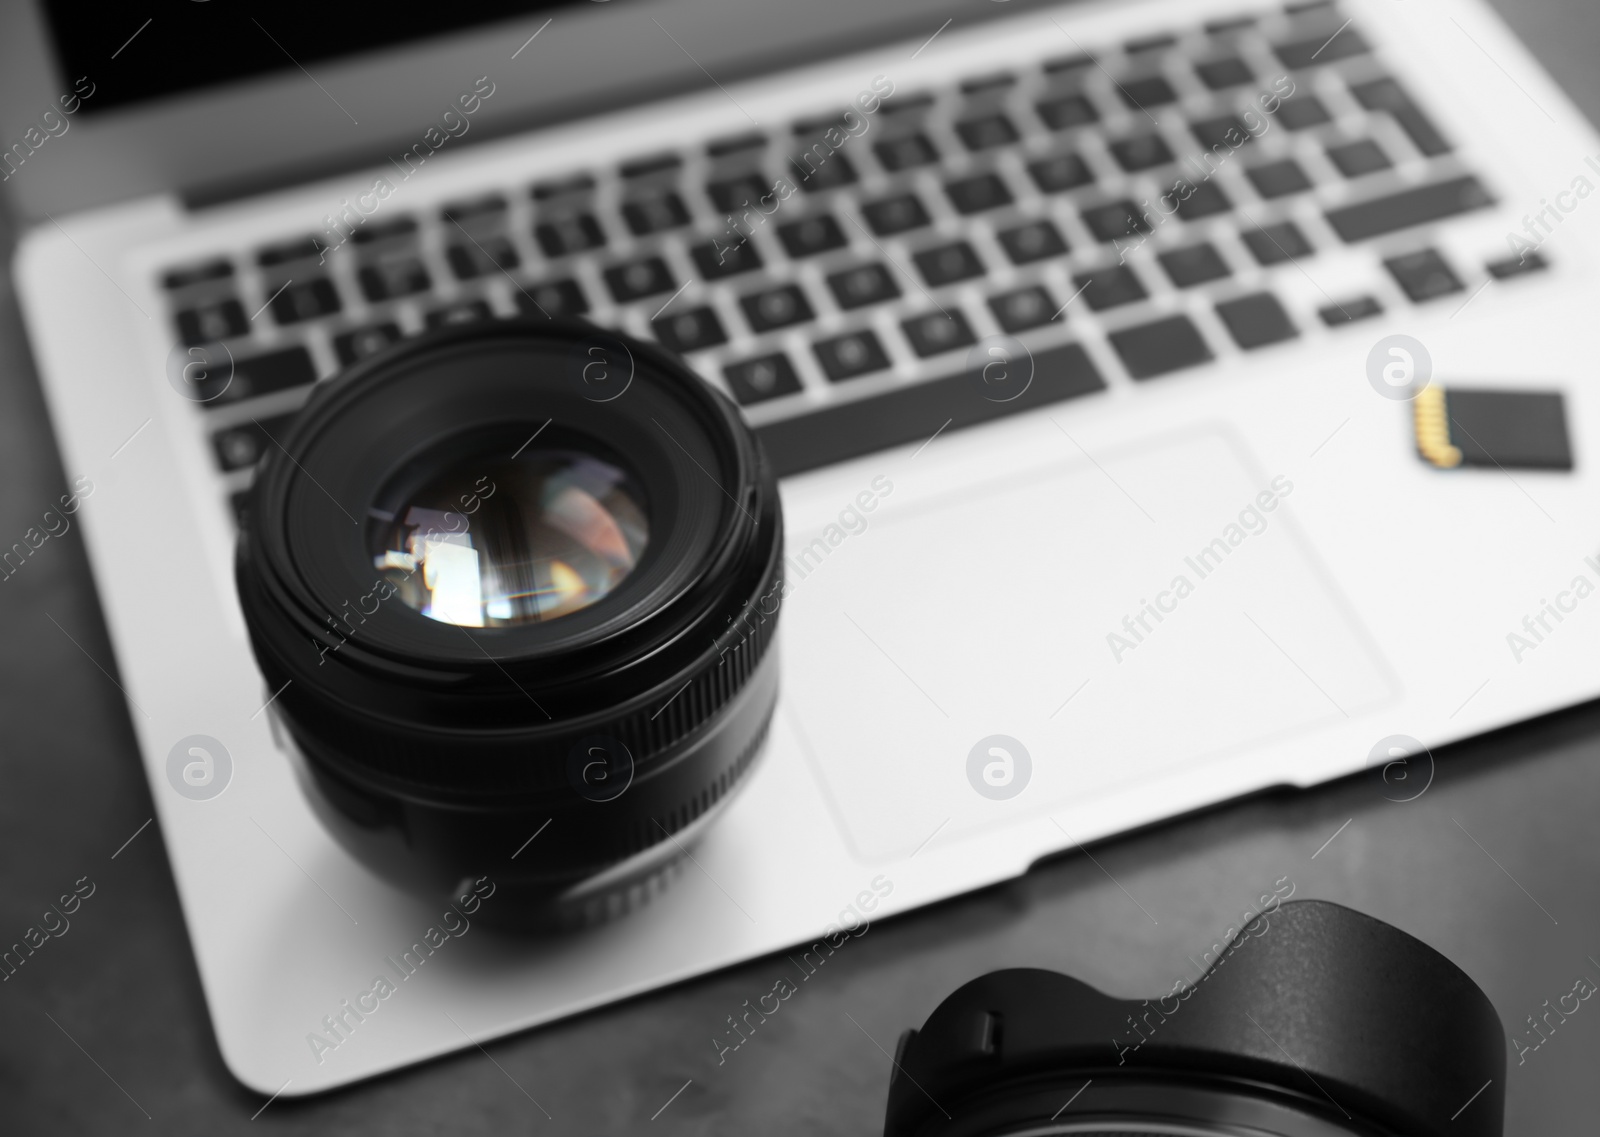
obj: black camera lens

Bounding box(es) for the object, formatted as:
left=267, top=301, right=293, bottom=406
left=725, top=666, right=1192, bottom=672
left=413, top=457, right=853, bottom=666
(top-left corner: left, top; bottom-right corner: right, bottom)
left=236, top=319, right=783, bottom=927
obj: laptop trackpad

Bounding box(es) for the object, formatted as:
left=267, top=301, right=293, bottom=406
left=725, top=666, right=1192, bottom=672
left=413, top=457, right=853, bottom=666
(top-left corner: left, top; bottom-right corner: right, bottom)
left=779, top=426, right=1396, bottom=860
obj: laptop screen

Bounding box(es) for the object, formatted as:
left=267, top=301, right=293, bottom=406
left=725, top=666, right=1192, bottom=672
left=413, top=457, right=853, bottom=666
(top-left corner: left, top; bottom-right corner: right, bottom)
left=40, top=2, right=574, bottom=114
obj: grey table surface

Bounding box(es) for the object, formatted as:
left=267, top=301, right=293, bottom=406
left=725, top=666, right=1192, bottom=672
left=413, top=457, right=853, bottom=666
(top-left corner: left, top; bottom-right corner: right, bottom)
left=3, top=2, right=1599, bottom=1132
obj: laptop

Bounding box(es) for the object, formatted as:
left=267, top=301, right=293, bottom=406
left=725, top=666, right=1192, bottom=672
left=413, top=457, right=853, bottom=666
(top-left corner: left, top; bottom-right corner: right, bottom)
left=9, top=0, right=1599, bottom=1097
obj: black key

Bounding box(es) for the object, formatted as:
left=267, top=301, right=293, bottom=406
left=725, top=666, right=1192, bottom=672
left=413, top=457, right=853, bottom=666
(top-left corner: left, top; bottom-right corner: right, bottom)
left=791, top=111, right=854, bottom=138
left=707, top=173, right=772, bottom=213
left=1074, top=265, right=1147, bottom=311
left=1275, top=28, right=1370, bottom=69
left=1319, top=296, right=1384, bottom=325
left=1326, top=139, right=1391, bottom=178
left=756, top=343, right=1105, bottom=477
left=447, top=236, right=520, bottom=280
left=358, top=258, right=430, bottom=302
left=270, top=279, right=341, bottom=324
left=878, top=92, right=936, bottom=118
left=619, top=153, right=682, bottom=179
left=1247, top=159, right=1312, bottom=199
left=1350, top=78, right=1450, bottom=156
left=1204, top=16, right=1257, bottom=34
left=725, top=354, right=803, bottom=406
left=945, top=173, right=1014, bottom=215
left=961, top=72, right=1016, bottom=95
left=1487, top=251, right=1549, bottom=280
left=901, top=310, right=977, bottom=358
left=1110, top=133, right=1174, bottom=171
left=707, top=132, right=766, bottom=158
left=1110, top=315, right=1213, bottom=379
left=1384, top=249, right=1463, bottom=302
left=333, top=322, right=401, bottom=367
left=1216, top=292, right=1298, bottom=349
left=957, top=114, right=1019, bottom=151
left=741, top=285, right=815, bottom=333
left=875, top=133, right=940, bottom=171
left=535, top=213, right=606, bottom=257
left=425, top=300, right=493, bottom=329
left=827, top=264, right=900, bottom=310
left=1324, top=176, right=1493, bottom=242
left=212, top=413, right=298, bottom=472
left=1125, top=34, right=1176, bottom=54
left=531, top=173, right=596, bottom=201
left=1160, top=242, right=1232, bottom=288
left=997, top=220, right=1068, bottom=265
left=441, top=195, right=507, bottom=223
left=653, top=306, right=727, bottom=353
left=514, top=278, right=588, bottom=319
left=1043, top=53, right=1096, bottom=74
left=256, top=237, right=323, bottom=267
left=914, top=242, right=986, bottom=288
left=989, top=286, right=1058, bottom=333
left=195, top=345, right=316, bottom=406
left=622, top=192, right=690, bottom=236
left=350, top=217, right=418, bottom=247
left=862, top=193, right=930, bottom=236
left=1276, top=96, right=1332, bottom=131
left=1036, top=94, right=1099, bottom=131
left=1029, top=152, right=1094, bottom=194
left=1177, top=181, right=1231, bottom=220
left=605, top=256, right=677, bottom=302
left=175, top=298, right=248, bottom=345
left=778, top=214, right=847, bottom=258
left=814, top=329, right=891, bottom=381
left=793, top=151, right=858, bottom=192
left=1120, top=76, right=1178, bottom=109
left=1196, top=57, right=1253, bottom=89
left=1241, top=221, right=1313, bottom=265
left=692, top=238, right=764, bottom=280
left=1081, top=200, right=1151, bottom=244
left=1190, top=115, right=1250, bottom=151
left=163, top=259, right=232, bottom=290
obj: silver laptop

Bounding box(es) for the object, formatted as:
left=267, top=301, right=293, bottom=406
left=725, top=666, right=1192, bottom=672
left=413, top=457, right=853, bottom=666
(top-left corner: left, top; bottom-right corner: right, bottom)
left=9, top=0, right=1599, bottom=1097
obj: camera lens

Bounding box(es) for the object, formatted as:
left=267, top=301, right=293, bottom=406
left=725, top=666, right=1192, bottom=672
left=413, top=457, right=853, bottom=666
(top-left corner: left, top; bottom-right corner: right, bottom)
left=235, top=319, right=784, bottom=927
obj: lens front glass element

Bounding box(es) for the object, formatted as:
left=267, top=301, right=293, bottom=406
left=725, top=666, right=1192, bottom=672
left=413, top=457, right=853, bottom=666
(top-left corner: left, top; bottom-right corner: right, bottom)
left=368, top=441, right=649, bottom=628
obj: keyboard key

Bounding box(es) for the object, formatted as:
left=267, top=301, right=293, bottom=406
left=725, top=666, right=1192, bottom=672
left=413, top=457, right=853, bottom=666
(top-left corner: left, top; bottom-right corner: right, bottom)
left=914, top=242, right=986, bottom=288
left=514, top=278, right=588, bottom=319
left=1028, top=152, right=1094, bottom=194
left=875, top=133, right=940, bottom=171
left=1160, top=242, right=1231, bottom=288
left=426, top=300, right=493, bottom=329
left=1326, top=139, right=1391, bottom=178
left=1216, top=292, right=1298, bottom=349
left=997, top=220, right=1068, bottom=264
left=1247, top=159, right=1312, bottom=199
left=1384, top=249, right=1463, bottom=302
left=1196, top=57, right=1253, bottom=89
left=961, top=72, right=1016, bottom=95
left=535, top=213, right=606, bottom=257
left=707, top=173, right=772, bottom=213
left=1125, top=34, right=1176, bottom=55
left=901, top=310, right=977, bottom=357
left=270, top=279, right=341, bottom=324
left=1120, top=76, right=1178, bottom=109
left=441, top=194, right=507, bottom=223
left=778, top=214, right=847, bottom=258
left=794, top=151, right=859, bottom=192
left=358, top=258, right=430, bottom=302
left=1205, top=16, right=1257, bottom=34
left=163, top=259, right=232, bottom=290
left=333, top=322, right=401, bottom=367
left=653, top=306, right=728, bottom=353
left=1349, top=78, right=1450, bottom=156
left=446, top=236, right=519, bottom=280
left=862, top=193, right=931, bottom=236
left=1324, top=176, right=1493, bottom=242
left=724, top=354, right=802, bottom=405
left=196, top=346, right=316, bottom=406
left=957, top=114, right=1019, bottom=151
left=1177, top=181, right=1231, bottom=220
left=706, top=132, right=766, bottom=158
left=1487, top=251, right=1549, bottom=280
left=945, top=173, right=1014, bottom=214
left=741, top=284, right=815, bottom=332
left=1109, top=315, right=1213, bottom=379
left=878, top=92, right=936, bottom=118
left=1276, top=96, right=1332, bottom=131
left=622, top=192, right=690, bottom=236
left=175, top=298, right=248, bottom=345
left=349, top=217, right=418, bottom=247
left=1241, top=221, right=1313, bottom=265
left=692, top=238, right=764, bottom=280
left=1190, top=115, right=1250, bottom=151
left=605, top=256, right=677, bottom=302
left=1074, top=265, right=1148, bottom=310
left=256, top=237, right=323, bottom=267
left=1318, top=295, right=1384, bottom=325
left=814, top=329, right=891, bottom=381
left=212, top=413, right=298, bottom=472
left=1274, top=28, right=1370, bottom=69
left=619, top=153, right=682, bottom=179
left=989, top=286, right=1058, bottom=333
left=1081, top=200, right=1152, bottom=243
left=827, top=264, right=900, bottom=310
left=756, top=342, right=1105, bottom=476
left=1036, top=94, right=1100, bottom=131
left=1043, top=53, right=1096, bottom=74
left=530, top=173, right=596, bottom=201
left=1110, top=133, right=1174, bottom=171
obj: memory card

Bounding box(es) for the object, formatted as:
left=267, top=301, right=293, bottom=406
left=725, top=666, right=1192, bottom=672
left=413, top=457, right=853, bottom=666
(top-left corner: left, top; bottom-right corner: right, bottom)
left=1413, top=386, right=1572, bottom=471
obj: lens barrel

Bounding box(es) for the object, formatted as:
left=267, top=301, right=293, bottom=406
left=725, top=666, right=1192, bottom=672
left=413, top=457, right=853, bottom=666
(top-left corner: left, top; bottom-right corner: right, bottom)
left=236, top=318, right=784, bottom=926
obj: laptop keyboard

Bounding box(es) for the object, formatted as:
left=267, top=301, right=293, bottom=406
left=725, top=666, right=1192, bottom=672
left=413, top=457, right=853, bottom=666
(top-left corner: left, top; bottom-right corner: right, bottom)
left=156, top=0, right=1543, bottom=524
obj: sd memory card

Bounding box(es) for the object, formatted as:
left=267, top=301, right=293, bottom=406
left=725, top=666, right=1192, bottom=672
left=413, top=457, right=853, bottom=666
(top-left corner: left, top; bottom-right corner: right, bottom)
left=1413, top=386, right=1572, bottom=471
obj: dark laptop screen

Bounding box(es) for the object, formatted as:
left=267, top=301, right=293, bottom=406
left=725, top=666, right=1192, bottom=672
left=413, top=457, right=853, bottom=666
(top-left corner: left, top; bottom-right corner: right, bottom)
left=40, top=2, right=573, bottom=114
